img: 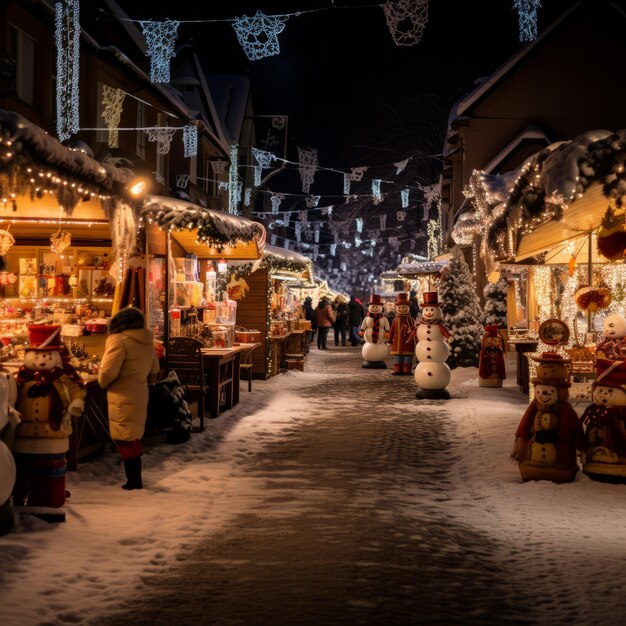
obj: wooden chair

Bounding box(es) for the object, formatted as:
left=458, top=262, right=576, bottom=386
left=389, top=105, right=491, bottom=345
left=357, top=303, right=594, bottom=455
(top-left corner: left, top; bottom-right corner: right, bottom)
left=166, top=337, right=207, bottom=431
left=239, top=344, right=258, bottom=392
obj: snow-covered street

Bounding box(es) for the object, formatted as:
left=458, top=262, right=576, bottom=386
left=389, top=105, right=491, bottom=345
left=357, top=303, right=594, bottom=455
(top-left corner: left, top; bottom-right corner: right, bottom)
left=2, top=348, right=626, bottom=625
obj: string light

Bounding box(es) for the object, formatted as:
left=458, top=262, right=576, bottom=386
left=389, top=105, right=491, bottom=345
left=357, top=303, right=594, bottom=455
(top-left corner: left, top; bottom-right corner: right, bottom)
left=232, top=10, right=289, bottom=61
left=139, top=19, right=180, bottom=83
left=101, top=85, right=125, bottom=148
left=298, top=148, right=318, bottom=193
left=513, top=0, right=541, bottom=43
left=229, top=144, right=240, bottom=215
left=183, top=125, right=198, bottom=158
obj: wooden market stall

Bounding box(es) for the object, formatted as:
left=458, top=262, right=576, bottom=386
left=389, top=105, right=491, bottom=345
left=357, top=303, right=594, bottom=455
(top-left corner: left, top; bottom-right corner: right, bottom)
left=234, top=245, right=313, bottom=378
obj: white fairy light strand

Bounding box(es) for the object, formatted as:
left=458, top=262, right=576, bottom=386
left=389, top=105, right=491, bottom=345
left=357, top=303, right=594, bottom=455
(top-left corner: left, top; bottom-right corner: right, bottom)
left=229, top=144, right=239, bottom=215
left=297, top=147, right=318, bottom=194
left=401, top=188, right=409, bottom=208
left=55, top=0, right=80, bottom=143
left=146, top=126, right=176, bottom=154
left=382, top=0, right=429, bottom=47
left=183, top=125, right=198, bottom=158
left=101, top=85, right=125, bottom=148
left=139, top=19, right=180, bottom=83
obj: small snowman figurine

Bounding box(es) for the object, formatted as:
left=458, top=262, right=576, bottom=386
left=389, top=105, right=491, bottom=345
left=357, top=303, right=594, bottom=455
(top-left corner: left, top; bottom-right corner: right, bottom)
left=359, top=294, right=390, bottom=369
left=595, top=313, right=626, bottom=360
left=578, top=358, right=626, bottom=482
left=478, top=325, right=506, bottom=387
left=414, top=291, right=452, bottom=399
left=388, top=292, right=416, bottom=375
left=511, top=351, right=580, bottom=482
left=13, top=325, right=84, bottom=521
left=0, top=370, right=20, bottom=535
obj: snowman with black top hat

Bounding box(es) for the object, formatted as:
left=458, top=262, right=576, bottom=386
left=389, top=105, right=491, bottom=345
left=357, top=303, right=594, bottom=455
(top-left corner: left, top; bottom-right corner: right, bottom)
left=359, top=294, right=389, bottom=368
left=414, top=291, right=452, bottom=399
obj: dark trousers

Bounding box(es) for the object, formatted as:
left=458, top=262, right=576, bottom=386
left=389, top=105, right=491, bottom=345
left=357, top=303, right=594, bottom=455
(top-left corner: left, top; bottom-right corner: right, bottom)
left=334, top=327, right=347, bottom=346
left=349, top=325, right=361, bottom=345
left=317, top=327, right=330, bottom=349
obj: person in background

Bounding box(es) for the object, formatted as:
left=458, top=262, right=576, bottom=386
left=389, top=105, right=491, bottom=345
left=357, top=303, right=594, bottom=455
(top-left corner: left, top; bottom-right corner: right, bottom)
left=302, top=296, right=316, bottom=345
left=348, top=295, right=365, bottom=346
left=98, top=307, right=160, bottom=490
left=354, top=297, right=367, bottom=344
left=332, top=295, right=350, bottom=346
left=315, top=296, right=335, bottom=350
left=409, top=290, right=421, bottom=319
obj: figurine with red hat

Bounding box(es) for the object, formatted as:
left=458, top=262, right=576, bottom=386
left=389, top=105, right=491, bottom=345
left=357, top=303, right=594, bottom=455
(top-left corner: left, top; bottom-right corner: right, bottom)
left=478, top=325, right=506, bottom=387
left=12, top=325, right=85, bottom=522
left=388, top=292, right=416, bottom=375
left=578, top=358, right=626, bottom=481
left=359, top=293, right=390, bottom=368
left=511, top=352, right=580, bottom=483
left=414, top=291, right=452, bottom=399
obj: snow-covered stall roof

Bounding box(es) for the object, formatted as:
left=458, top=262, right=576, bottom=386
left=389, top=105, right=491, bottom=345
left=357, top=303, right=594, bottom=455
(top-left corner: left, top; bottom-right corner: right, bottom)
left=262, top=244, right=313, bottom=279
left=0, top=108, right=131, bottom=212
left=489, top=129, right=626, bottom=261
left=141, top=195, right=266, bottom=260
left=397, top=260, right=447, bottom=276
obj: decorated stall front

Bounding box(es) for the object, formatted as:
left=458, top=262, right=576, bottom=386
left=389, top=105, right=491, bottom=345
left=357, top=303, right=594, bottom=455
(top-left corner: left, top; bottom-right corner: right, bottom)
left=232, top=244, right=313, bottom=378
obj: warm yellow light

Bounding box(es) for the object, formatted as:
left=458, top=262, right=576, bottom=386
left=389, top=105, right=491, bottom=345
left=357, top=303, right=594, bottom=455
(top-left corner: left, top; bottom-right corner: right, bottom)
left=217, top=259, right=228, bottom=273
left=129, top=179, right=148, bottom=198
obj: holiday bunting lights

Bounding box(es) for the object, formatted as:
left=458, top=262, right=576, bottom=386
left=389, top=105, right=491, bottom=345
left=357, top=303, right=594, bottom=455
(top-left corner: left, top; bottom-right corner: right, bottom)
left=232, top=10, right=289, bottom=61
left=139, top=19, right=180, bottom=83
left=513, top=0, right=541, bottom=42
left=55, top=0, right=80, bottom=143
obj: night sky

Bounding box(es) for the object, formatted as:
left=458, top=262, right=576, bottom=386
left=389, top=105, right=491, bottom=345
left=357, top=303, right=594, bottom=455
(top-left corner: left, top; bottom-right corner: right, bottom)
left=115, top=0, right=576, bottom=291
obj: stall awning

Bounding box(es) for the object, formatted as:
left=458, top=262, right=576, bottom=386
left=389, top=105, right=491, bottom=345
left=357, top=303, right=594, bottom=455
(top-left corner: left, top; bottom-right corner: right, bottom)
left=515, top=183, right=607, bottom=261
left=141, top=195, right=266, bottom=260
left=262, top=244, right=313, bottom=280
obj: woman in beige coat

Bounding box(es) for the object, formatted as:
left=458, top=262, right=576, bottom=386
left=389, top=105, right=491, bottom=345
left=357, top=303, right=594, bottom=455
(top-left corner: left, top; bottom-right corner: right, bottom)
left=98, top=307, right=160, bottom=490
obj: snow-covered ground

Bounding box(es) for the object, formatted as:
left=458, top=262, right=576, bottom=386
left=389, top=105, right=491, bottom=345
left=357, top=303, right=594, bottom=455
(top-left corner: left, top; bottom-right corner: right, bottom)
left=1, top=349, right=625, bottom=625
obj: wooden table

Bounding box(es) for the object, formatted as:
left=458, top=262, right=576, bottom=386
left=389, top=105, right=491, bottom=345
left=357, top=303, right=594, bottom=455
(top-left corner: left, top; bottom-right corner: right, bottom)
left=269, top=333, right=291, bottom=376
left=201, top=344, right=258, bottom=419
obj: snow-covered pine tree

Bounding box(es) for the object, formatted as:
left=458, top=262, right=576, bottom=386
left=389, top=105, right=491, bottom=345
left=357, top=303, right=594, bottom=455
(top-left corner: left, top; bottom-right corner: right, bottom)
left=439, top=246, right=484, bottom=369
left=483, top=277, right=508, bottom=328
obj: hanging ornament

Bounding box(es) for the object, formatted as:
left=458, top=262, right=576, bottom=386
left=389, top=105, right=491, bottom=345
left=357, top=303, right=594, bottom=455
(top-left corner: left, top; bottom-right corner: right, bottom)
left=422, top=183, right=441, bottom=206
left=383, top=0, right=429, bottom=47
left=574, top=286, right=612, bottom=313
left=50, top=229, right=72, bottom=255
left=356, top=217, right=364, bottom=233
left=350, top=167, right=368, bottom=182
left=330, top=244, right=337, bottom=257
left=139, top=19, right=180, bottom=83
left=299, top=210, right=308, bottom=225
left=229, top=144, right=240, bottom=215
left=253, top=166, right=262, bottom=187
left=176, top=174, right=190, bottom=189
left=568, top=255, right=577, bottom=278
left=244, top=187, right=252, bottom=206
left=298, top=148, right=318, bottom=194
left=401, top=189, right=409, bottom=208
left=0, top=271, right=17, bottom=286
left=232, top=11, right=289, bottom=61
left=101, top=85, right=125, bottom=148
left=372, top=179, right=382, bottom=201
left=314, top=224, right=320, bottom=243
left=513, top=0, right=541, bottom=42
left=0, top=229, right=15, bottom=255
left=397, top=211, right=407, bottom=222
left=55, top=0, right=80, bottom=142
left=146, top=127, right=176, bottom=154
left=305, top=195, right=321, bottom=209
left=183, top=125, right=198, bottom=158
left=343, top=173, right=351, bottom=195
left=379, top=215, right=387, bottom=230
left=394, top=158, right=409, bottom=175
left=295, top=222, right=303, bottom=243
left=596, top=205, right=626, bottom=261
left=211, top=160, right=228, bottom=174
left=218, top=182, right=229, bottom=191
left=270, top=192, right=285, bottom=214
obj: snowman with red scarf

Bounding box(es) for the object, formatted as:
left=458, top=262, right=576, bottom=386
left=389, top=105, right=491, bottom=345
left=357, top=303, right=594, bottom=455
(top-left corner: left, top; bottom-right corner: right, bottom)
left=13, top=325, right=84, bottom=522
left=359, top=294, right=390, bottom=369
left=414, top=291, right=452, bottom=399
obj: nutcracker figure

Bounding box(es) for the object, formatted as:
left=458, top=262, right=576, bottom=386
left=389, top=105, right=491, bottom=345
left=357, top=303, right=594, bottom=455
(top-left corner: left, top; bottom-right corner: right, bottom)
left=478, top=325, right=506, bottom=387
left=13, top=325, right=84, bottom=522
left=388, top=293, right=416, bottom=375
left=578, top=358, right=626, bottom=482
left=511, top=352, right=580, bottom=483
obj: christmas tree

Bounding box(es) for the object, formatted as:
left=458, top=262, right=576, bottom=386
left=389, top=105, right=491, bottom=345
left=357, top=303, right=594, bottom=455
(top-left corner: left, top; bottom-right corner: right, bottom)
left=483, top=277, right=508, bottom=328
left=439, top=246, right=484, bottom=369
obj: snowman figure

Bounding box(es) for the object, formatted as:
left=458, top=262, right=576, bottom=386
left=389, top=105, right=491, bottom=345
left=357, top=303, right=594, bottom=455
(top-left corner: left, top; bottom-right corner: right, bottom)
left=0, top=370, right=20, bottom=535
left=511, top=353, right=580, bottom=483
left=359, top=294, right=390, bottom=369
left=414, top=291, right=452, bottom=399
left=13, top=325, right=84, bottom=522
left=596, top=313, right=626, bottom=360
left=478, top=325, right=507, bottom=387
left=578, top=358, right=626, bottom=481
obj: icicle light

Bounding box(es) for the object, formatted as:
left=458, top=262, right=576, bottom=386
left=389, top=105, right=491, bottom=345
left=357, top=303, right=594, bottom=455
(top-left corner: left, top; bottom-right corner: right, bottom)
left=55, top=0, right=80, bottom=142
left=401, top=188, right=409, bottom=208
left=372, top=179, right=381, bottom=200
left=229, top=144, right=239, bottom=215
left=101, top=85, right=125, bottom=148
left=513, top=0, right=541, bottom=43
left=183, top=125, right=198, bottom=158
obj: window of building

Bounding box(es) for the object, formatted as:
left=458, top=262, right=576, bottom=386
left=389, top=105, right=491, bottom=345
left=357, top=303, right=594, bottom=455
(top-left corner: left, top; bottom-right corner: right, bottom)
left=11, top=26, right=35, bottom=105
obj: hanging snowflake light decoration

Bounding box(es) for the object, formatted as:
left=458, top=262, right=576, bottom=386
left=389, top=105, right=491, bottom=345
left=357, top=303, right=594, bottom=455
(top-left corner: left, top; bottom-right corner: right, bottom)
left=383, top=0, right=429, bottom=47
left=330, top=244, right=337, bottom=257
left=350, top=167, right=368, bottom=182
left=101, top=85, right=125, bottom=148
left=146, top=127, right=176, bottom=154
left=50, top=229, right=72, bottom=255
left=513, top=0, right=541, bottom=42
left=229, top=144, right=239, bottom=215
left=372, top=179, right=382, bottom=201
left=244, top=187, right=252, bottom=206
left=401, top=189, right=409, bottom=208
left=232, top=10, right=289, bottom=61
left=0, top=229, right=15, bottom=255
left=343, top=173, right=351, bottom=195
left=176, top=174, right=190, bottom=189
left=397, top=211, right=407, bottom=222
left=298, top=147, right=318, bottom=193
left=140, top=19, right=180, bottom=83
left=183, top=125, right=198, bottom=158
left=356, top=217, right=364, bottom=233
left=379, top=214, right=387, bottom=230
left=211, top=160, right=228, bottom=174
left=55, top=0, right=80, bottom=142
left=305, top=195, right=320, bottom=208
left=271, top=192, right=285, bottom=214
